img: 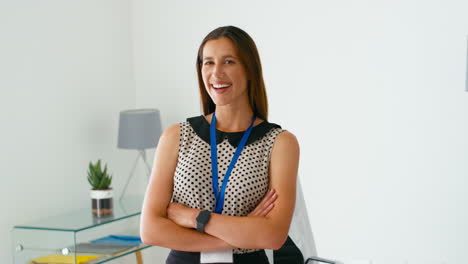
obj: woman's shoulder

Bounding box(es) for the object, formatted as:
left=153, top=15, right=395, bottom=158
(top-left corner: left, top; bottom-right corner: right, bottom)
left=273, top=130, right=299, bottom=151
left=162, top=116, right=203, bottom=138
left=276, top=130, right=298, bottom=141
left=162, top=116, right=198, bottom=133
left=160, top=123, right=180, bottom=143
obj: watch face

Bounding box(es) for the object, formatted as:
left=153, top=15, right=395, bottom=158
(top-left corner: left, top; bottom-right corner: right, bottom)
left=196, top=210, right=211, bottom=232
left=197, top=210, right=210, bottom=223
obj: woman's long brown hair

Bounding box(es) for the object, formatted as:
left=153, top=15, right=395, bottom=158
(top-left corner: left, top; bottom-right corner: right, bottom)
left=196, top=26, right=269, bottom=121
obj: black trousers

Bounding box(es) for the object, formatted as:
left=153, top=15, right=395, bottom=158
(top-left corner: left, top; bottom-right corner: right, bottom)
left=166, top=249, right=269, bottom=264
left=165, top=236, right=303, bottom=264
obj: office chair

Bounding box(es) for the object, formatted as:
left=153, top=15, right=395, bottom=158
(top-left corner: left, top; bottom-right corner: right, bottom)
left=266, top=178, right=338, bottom=264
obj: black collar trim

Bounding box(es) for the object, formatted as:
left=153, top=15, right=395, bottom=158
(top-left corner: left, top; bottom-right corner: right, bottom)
left=187, top=115, right=282, bottom=147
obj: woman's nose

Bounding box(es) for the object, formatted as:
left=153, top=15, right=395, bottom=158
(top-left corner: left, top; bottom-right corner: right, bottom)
left=212, top=64, right=224, bottom=78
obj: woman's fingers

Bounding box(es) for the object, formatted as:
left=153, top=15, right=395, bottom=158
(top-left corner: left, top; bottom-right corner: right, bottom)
left=261, top=189, right=276, bottom=206
left=258, top=191, right=277, bottom=216
left=249, top=189, right=274, bottom=216
left=259, top=202, right=275, bottom=216
left=248, top=189, right=278, bottom=217
left=265, top=189, right=278, bottom=205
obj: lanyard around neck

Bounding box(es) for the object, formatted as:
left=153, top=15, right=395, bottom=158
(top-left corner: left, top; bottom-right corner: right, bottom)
left=210, top=112, right=256, bottom=214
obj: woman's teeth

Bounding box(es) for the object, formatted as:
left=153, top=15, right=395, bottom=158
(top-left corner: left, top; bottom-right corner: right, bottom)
left=212, top=84, right=231, bottom=89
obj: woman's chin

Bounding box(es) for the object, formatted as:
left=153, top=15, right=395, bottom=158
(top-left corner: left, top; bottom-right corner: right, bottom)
left=210, top=93, right=249, bottom=108
left=209, top=94, right=231, bottom=106
left=211, top=100, right=230, bottom=107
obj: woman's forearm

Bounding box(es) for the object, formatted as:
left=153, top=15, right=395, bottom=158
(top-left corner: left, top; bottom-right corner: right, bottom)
left=201, top=213, right=286, bottom=250
left=140, top=216, right=235, bottom=252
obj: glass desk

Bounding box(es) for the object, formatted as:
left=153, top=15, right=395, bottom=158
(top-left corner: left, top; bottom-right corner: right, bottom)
left=12, top=196, right=151, bottom=264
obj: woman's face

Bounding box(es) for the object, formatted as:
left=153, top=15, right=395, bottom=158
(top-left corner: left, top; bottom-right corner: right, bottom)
left=201, top=37, right=249, bottom=107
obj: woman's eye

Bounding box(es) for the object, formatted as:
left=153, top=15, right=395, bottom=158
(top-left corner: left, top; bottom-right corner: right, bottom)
left=204, top=61, right=213, bottom=65
left=225, top=60, right=235, bottom=64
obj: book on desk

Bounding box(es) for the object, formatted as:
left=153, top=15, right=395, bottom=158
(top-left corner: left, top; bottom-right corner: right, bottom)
left=29, top=235, right=143, bottom=264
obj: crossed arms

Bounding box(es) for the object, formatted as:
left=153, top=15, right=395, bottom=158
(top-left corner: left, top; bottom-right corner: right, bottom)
left=140, top=123, right=300, bottom=251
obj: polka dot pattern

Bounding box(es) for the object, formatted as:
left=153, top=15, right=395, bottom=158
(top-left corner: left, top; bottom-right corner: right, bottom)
left=172, top=121, right=284, bottom=254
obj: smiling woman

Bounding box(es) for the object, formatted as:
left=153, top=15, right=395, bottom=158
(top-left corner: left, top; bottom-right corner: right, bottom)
left=195, top=26, right=269, bottom=125
left=140, top=26, right=302, bottom=264
left=200, top=38, right=249, bottom=109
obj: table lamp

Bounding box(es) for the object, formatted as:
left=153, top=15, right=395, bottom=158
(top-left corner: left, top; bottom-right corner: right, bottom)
left=118, top=109, right=162, bottom=201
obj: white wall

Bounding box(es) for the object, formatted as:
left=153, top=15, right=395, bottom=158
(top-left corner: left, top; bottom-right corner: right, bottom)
left=132, top=0, right=468, bottom=263
left=0, top=0, right=141, bottom=262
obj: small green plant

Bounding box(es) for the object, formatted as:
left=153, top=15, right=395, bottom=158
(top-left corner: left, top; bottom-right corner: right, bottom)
left=87, top=159, right=112, bottom=190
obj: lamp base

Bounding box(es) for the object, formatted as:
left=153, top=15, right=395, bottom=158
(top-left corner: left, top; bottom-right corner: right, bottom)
left=119, top=149, right=152, bottom=202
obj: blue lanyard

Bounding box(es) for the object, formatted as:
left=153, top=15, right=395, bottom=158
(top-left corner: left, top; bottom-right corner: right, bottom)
left=210, top=113, right=256, bottom=214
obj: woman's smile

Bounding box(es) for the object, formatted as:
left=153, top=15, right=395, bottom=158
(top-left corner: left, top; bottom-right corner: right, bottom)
left=211, top=82, right=232, bottom=93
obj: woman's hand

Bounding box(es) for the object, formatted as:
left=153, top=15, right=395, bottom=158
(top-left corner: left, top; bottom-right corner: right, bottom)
left=167, top=202, right=199, bottom=229
left=248, top=189, right=278, bottom=217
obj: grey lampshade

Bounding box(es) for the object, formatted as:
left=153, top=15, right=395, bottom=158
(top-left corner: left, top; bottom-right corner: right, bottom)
left=118, top=109, right=162, bottom=149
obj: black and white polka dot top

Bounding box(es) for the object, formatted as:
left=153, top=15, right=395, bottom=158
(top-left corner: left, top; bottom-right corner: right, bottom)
left=172, top=115, right=285, bottom=254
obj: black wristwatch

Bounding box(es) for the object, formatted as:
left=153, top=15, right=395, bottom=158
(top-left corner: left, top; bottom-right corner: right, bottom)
left=196, top=210, right=211, bottom=233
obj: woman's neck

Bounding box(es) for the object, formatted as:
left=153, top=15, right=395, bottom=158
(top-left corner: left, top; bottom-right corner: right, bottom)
left=212, top=100, right=255, bottom=132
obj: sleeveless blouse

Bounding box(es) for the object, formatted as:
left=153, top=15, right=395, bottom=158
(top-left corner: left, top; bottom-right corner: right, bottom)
left=172, top=115, right=285, bottom=254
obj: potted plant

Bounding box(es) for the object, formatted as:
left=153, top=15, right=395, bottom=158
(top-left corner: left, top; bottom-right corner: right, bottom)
left=87, top=159, right=113, bottom=217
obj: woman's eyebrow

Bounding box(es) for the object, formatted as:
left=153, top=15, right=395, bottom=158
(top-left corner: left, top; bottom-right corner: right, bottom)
left=203, top=55, right=238, bottom=60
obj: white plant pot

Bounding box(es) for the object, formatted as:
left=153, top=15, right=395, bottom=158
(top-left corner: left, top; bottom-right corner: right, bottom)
left=90, top=189, right=113, bottom=217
